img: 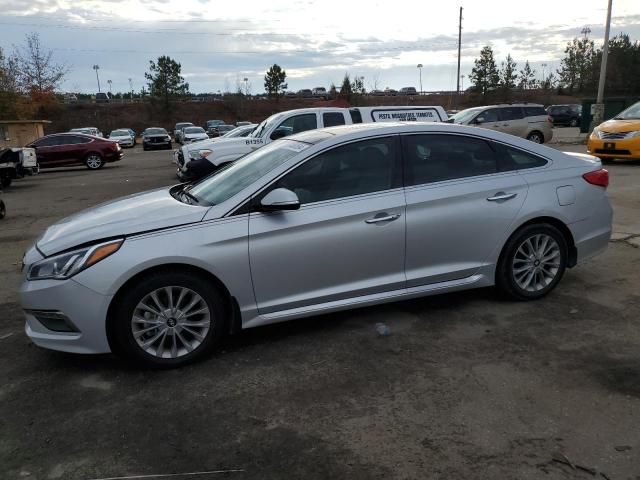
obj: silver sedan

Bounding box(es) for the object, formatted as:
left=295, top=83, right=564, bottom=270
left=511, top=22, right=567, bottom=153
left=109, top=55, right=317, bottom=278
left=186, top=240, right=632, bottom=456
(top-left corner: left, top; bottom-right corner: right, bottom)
left=20, top=123, right=612, bottom=367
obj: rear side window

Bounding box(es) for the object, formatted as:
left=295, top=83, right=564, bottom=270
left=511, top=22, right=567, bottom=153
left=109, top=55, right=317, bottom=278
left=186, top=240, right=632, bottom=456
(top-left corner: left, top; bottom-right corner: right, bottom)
left=349, top=108, right=363, bottom=124
left=69, top=135, right=91, bottom=144
left=323, top=112, right=346, bottom=127
left=524, top=107, right=547, bottom=117
left=499, top=145, right=548, bottom=171
left=403, top=134, right=497, bottom=186
left=500, top=107, right=524, bottom=121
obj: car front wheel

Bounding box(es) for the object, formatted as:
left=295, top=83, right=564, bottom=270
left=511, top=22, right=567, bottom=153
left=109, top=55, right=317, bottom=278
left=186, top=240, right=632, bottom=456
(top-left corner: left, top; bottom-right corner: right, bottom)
left=496, top=224, right=568, bottom=300
left=85, top=153, right=104, bottom=170
left=110, top=271, right=226, bottom=368
left=526, top=131, right=544, bottom=144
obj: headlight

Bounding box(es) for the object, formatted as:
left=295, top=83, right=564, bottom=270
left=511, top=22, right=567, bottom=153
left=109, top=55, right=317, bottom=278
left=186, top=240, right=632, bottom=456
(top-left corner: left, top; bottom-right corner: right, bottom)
left=143, top=136, right=149, bottom=141
left=189, top=149, right=212, bottom=159
left=166, top=135, right=171, bottom=141
left=628, top=130, right=640, bottom=138
left=592, top=127, right=602, bottom=139
left=27, top=239, right=123, bottom=280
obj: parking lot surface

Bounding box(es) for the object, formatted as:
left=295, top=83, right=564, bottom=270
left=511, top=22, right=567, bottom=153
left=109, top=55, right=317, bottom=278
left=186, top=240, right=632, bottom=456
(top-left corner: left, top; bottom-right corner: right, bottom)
left=1, top=144, right=639, bottom=479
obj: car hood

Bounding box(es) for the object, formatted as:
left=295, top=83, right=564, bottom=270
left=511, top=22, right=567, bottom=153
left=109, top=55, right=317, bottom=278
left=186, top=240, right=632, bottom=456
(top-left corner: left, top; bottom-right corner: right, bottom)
left=36, top=187, right=209, bottom=256
left=598, top=118, right=640, bottom=132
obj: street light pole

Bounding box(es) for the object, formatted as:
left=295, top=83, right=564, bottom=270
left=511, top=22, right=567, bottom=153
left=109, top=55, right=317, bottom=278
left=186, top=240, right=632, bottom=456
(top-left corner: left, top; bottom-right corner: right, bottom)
left=128, top=78, right=133, bottom=103
left=107, top=79, right=112, bottom=96
left=460, top=75, right=465, bottom=93
left=417, top=64, right=423, bottom=94
left=591, top=0, right=613, bottom=131
left=541, top=63, right=547, bottom=84
left=92, top=64, right=101, bottom=93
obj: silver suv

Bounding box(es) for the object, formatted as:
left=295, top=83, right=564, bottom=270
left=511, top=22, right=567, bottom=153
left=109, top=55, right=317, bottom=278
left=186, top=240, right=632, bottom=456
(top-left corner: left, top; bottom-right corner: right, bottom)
left=451, top=104, right=553, bottom=144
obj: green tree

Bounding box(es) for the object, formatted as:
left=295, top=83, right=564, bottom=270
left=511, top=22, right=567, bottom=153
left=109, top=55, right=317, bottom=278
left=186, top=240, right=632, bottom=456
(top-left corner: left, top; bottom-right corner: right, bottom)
left=328, top=82, right=337, bottom=99
left=557, top=37, right=596, bottom=93
left=13, top=32, right=68, bottom=97
left=470, top=46, right=500, bottom=97
left=499, top=54, right=518, bottom=100
left=145, top=55, right=189, bottom=110
left=518, top=61, right=537, bottom=90
left=601, top=34, right=640, bottom=95
left=264, top=64, right=287, bottom=100
left=340, top=73, right=353, bottom=100
left=351, top=75, right=366, bottom=95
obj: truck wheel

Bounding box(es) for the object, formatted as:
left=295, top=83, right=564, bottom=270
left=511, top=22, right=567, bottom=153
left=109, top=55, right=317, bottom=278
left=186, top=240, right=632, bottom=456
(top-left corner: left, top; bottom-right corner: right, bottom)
left=1, top=176, right=11, bottom=188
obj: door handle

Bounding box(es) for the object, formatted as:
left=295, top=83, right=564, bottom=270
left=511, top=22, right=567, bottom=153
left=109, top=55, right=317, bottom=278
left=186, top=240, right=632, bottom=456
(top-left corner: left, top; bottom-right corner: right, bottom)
left=365, top=213, right=401, bottom=224
left=487, top=192, right=517, bottom=202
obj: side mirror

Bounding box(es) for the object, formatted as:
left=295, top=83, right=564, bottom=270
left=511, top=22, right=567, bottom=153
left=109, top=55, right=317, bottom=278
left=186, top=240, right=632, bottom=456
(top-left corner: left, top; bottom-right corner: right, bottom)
left=270, top=128, right=287, bottom=141
left=260, top=188, right=300, bottom=212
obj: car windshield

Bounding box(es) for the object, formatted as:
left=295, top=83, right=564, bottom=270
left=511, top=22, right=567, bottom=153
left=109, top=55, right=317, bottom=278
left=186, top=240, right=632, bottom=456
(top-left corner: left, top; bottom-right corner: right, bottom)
left=451, top=108, right=482, bottom=124
left=250, top=113, right=284, bottom=138
left=223, top=127, right=248, bottom=137
left=614, top=102, right=640, bottom=120
left=110, top=130, right=129, bottom=136
left=188, top=140, right=309, bottom=206
left=185, top=127, right=205, bottom=134
left=177, top=123, right=193, bottom=129
left=145, top=128, right=166, bottom=135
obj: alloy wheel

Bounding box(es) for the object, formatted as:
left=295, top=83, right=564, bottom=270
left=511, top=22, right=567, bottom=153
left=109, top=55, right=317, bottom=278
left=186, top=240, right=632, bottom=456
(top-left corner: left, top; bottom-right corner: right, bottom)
left=512, top=234, right=561, bottom=292
left=86, top=154, right=103, bottom=169
left=131, top=286, right=211, bottom=359
left=527, top=133, right=543, bottom=144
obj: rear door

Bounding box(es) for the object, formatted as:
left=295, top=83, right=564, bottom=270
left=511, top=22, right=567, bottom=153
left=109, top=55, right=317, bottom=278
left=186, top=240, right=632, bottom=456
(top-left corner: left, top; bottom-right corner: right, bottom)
left=402, top=133, right=528, bottom=286
left=498, top=107, right=527, bottom=137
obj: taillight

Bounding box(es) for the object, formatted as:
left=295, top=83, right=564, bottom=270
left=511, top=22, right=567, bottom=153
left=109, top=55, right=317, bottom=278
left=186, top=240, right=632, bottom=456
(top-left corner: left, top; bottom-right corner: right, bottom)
left=583, top=169, right=609, bottom=188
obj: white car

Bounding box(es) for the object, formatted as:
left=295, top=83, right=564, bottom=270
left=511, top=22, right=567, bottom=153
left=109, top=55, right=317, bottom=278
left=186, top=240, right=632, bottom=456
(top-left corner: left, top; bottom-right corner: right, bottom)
left=108, top=129, right=134, bottom=148
left=181, top=127, right=209, bottom=144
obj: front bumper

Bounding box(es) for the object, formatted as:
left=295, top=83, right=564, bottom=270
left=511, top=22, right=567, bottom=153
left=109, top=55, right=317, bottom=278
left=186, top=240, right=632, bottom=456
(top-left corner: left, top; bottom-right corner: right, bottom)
left=587, top=137, right=640, bottom=159
left=20, top=277, right=113, bottom=354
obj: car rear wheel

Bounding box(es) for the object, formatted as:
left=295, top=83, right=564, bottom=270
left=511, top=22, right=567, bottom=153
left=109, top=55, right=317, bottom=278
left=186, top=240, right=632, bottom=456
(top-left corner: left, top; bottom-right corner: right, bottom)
left=496, top=224, right=568, bottom=300
left=526, top=131, right=544, bottom=144
left=85, top=153, right=104, bottom=170
left=111, top=271, right=226, bottom=368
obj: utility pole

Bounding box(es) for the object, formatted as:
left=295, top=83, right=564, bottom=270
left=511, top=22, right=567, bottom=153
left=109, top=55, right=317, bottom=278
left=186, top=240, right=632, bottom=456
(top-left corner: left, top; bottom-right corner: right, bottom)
left=128, top=78, right=133, bottom=103
left=541, top=63, right=547, bottom=84
left=591, top=0, right=613, bottom=131
left=107, top=79, right=112, bottom=96
left=92, top=64, right=101, bottom=93
left=417, top=64, right=423, bottom=94
left=456, top=6, right=463, bottom=97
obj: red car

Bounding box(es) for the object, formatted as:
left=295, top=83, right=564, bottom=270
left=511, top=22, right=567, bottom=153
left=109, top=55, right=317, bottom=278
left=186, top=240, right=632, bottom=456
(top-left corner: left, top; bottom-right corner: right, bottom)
left=27, top=133, right=124, bottom=170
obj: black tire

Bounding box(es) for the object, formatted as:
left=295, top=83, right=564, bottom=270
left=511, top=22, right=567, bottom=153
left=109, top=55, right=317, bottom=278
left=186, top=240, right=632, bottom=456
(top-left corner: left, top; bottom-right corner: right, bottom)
left=143, top=145, right=149, bottom=151
left=1, top=176, right=11, bottom=188
left=569, top=118, right=579, bottom=127
left=496, top=223, right=568, bottom=301
left=85, top=153, right=104, bottom=170
left=526, top=131, right=544, bottom=144
left=110, top=271, right=227, bottom=368
left=166, top=143, right=173, bottom=150
left=0, top=199, right=5, bottom=219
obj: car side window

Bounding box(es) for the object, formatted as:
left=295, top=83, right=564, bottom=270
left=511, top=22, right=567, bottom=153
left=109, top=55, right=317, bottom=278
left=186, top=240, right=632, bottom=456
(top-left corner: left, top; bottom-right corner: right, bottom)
left=273, top=137, right=399, bottom=204
left=524, top=107, right=547, bottom=116
left=69, top=135, right=91, bottom=145
left=322, top=112, right=346, bottom=127
left=498, top=145, right=548, bottom=171
left=404, top=134, right=498, bottom=186
left=37, top=136, right=63, bottom=147
left=500, top=107, right=524, bottom=121
left=477, top=109, right=499, bottom=123
left=275, top=114, right=318, bottom=138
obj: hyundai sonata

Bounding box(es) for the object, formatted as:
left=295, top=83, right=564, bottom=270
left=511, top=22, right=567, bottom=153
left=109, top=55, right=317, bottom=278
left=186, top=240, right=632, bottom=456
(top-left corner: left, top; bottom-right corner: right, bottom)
left=20, top=123, right=612, bottom=367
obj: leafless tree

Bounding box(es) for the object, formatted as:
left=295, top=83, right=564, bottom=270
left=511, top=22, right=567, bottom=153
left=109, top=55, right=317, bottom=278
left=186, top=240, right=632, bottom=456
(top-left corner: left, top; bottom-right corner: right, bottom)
left=14, top=33, right=69, bottom=95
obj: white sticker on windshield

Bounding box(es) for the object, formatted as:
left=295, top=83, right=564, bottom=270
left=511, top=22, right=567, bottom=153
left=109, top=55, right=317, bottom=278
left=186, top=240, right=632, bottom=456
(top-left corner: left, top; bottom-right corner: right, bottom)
left=281, top=141, right=310, bottom=152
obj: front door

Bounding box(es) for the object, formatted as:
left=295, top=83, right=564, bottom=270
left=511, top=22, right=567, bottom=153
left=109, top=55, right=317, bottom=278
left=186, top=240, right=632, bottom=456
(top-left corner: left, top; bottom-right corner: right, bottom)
left=248, top=136, right=406, bottom=314
left=474, top=108, right=502, bottom=132
left=402, top=133, right=528, bottom=286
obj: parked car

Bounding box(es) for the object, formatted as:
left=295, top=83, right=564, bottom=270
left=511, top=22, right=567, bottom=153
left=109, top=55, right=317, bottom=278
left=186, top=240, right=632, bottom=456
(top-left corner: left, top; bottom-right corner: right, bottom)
left=587, top=100, right=640, bottom=162
left=451, top=104, right=553, bottom=143
left=205, top=120, right=225, bottom=136
left=120, top=128, right=137, bottom=145
left=547, top=104, right=582, bottom=127
left=399, top=87, right=418, bottom=95
left=369, top=89, right=385, bottom=96
left=173, top=122, right=194, bottom=142
left=64, top=94, right=78, bottom=104
left=312, top=87, right=328, bottom=99
left=181, top=126, right=209, bottom=144
left=70, top=127, right=103, bottom=137
left=142, top=128, right=172, bottom=151
left=284, top=91, right=297, bottom=99
left=297, top=89, right=313, bottom=98
left=0, top=147, right=38, bottom=188
left=26, top=133, right=123, bottom=170
left=235, top=121, right=252, bottom=127
left=19, top=122, right=612, bottom=367
left=95, top=92, right=109, bottom=103
left=108, top=129, right=134, bottom=148
left=384, top=88, right=398, bottom=96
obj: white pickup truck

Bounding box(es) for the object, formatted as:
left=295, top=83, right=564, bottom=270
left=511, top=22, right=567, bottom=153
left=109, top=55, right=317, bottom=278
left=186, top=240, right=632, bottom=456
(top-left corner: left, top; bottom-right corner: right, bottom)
left=174, top=106, right=448, bottom=181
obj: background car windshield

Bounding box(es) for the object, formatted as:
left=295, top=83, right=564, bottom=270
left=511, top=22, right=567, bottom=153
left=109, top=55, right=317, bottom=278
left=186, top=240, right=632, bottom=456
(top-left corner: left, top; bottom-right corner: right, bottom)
left=615, top=102, right=640, bottom=119
left=189, top=140, right=307, bottom=206
left=185, top=127, right=205, bottom=134
left=111, top=130, right=129, bottom=136
left=145, top=128, right=166, bottom=135
left=452, top=108, right=481, bottom=124
left=250, top=113, right=284, bottom=138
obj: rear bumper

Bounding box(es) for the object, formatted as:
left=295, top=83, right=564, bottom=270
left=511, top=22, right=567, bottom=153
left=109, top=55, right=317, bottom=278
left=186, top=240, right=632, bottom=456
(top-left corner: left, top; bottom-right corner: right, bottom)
left=569, top=197, right=613, bottom=264
left=587, top=138, right=640, bottom=159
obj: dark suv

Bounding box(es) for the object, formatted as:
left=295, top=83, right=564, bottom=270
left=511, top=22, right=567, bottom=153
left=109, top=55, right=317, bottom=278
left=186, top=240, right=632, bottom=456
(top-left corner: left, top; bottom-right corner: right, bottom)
left=547, top=104, right=582, bottom=127
left=27, top=133, right=123, bottom=170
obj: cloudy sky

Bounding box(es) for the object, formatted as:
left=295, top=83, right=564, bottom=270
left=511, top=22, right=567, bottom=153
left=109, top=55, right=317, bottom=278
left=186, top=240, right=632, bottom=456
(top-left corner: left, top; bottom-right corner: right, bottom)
left=0, top=0, right=639, bottom=94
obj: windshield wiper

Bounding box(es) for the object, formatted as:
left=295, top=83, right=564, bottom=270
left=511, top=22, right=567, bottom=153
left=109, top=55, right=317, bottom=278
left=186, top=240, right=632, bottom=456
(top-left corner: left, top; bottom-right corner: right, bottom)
left=179, top=185, right=200, bottom=205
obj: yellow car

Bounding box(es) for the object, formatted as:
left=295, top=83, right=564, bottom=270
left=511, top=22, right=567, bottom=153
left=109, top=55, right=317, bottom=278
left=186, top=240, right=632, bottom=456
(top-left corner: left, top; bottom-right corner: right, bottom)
left=587, top=101, right=640, bottom=161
